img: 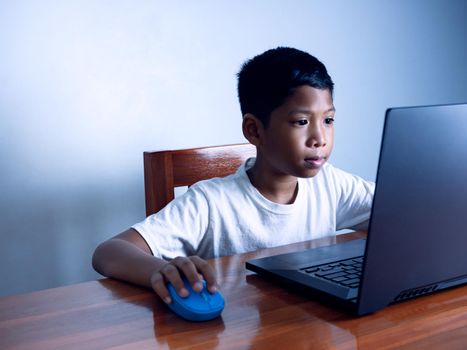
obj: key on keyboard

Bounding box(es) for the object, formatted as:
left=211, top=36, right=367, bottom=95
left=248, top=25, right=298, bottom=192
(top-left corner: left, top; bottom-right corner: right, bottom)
left=300, top=257, right=363, bottom=288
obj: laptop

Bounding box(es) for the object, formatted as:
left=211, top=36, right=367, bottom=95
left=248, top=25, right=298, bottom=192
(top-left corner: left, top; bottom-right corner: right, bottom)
left=246, top=103, right=467, bottom=315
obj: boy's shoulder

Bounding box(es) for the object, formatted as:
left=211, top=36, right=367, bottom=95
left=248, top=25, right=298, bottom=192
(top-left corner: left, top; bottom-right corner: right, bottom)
left=190, top=161, right=249, bottom=194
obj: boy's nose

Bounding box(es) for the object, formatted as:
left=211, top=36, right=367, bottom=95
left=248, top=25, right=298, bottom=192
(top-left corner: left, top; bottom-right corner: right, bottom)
left=306, top=125, right=327, bottom=148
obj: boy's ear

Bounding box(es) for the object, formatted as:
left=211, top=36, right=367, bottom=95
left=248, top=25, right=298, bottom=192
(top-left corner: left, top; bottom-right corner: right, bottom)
left=242, top=113, right=264, bottom=146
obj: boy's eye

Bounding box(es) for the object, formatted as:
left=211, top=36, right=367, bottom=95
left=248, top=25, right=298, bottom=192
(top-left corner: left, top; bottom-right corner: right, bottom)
left=293, top=119, right=308, bottom=126
left=325, top=117, right=335, bottom=125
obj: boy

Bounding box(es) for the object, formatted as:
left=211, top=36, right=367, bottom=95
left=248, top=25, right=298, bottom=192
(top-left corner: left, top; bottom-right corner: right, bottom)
left=92, top=47, right=374, bottom=305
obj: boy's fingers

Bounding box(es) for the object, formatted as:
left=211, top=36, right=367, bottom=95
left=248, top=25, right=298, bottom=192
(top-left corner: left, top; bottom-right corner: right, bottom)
left=172, top=257, right=203, bottom=292
left=158, top=262, right=189, bottom=298
left=150, top=272, right=172, bottom=304
left=189, top=256, right=218, bottom=293
left=152, top=256, right=218, bottom=302
left=160, top=263, right=190, bottom=297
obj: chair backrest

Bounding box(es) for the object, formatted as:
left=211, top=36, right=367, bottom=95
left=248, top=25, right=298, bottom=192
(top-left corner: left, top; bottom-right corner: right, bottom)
left=143, top=143, right=256, bottom=216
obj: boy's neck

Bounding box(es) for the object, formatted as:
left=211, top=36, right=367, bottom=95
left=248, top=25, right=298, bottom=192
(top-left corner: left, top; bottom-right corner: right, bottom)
left=246, top=159, right=298, bottom=205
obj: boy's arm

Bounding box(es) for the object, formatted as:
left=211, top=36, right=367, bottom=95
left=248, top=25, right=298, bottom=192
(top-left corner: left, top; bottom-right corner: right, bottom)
left=92, top=228, right=218, bottom=303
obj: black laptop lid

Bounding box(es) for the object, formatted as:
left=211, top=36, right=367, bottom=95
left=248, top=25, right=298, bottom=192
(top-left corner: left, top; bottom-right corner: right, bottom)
left=357, top=103, right=467, bottom=315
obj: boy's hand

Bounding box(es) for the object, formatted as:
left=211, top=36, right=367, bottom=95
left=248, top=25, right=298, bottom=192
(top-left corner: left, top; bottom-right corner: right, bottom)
left=150, top=256, right=218, bottom=304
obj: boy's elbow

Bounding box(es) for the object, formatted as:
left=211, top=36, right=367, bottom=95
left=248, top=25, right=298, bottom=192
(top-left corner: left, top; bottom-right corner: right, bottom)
left=92, top=242, right=112, bottom=277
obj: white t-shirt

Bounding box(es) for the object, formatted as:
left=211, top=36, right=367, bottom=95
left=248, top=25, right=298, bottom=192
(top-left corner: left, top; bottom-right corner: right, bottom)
left=132, top=158, right=374, bottom=260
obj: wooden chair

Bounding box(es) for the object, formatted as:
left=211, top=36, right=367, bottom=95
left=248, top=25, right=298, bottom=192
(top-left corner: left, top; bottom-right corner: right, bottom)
left=143, top=143, right=256, bottom=216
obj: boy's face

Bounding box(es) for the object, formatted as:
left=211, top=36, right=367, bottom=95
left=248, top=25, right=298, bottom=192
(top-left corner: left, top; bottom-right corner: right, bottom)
left=255, top=85, right=335, bottom=179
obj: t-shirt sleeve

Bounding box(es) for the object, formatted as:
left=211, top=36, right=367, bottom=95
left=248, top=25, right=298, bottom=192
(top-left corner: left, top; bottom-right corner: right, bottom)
left=131, top=184, right=210, bottom=260
left=330, top=166, right=375, bottom=231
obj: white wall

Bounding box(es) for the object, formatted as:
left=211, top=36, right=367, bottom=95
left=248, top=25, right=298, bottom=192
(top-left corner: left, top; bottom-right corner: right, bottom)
left=1, top=0, right=466, bottom=296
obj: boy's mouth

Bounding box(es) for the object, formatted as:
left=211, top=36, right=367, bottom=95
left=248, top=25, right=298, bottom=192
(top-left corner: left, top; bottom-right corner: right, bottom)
left=304, top=156, right=326, bottom=168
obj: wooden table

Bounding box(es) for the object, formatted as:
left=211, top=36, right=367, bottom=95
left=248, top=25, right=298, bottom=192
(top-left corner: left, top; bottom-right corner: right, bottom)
left=1, top=232, right=467, bottom=349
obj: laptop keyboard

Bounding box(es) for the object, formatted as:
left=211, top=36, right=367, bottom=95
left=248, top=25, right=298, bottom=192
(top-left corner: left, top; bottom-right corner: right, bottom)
left=299, top=257, right=364, bottom=288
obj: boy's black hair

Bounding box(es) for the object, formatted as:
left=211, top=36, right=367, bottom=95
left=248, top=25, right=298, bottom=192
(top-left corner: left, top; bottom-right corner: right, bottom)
left=237, top=47, right=334, bottom=127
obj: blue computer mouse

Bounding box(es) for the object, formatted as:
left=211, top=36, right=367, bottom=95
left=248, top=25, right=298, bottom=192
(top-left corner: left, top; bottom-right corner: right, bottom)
left=166, top=278, right=225, bottom=321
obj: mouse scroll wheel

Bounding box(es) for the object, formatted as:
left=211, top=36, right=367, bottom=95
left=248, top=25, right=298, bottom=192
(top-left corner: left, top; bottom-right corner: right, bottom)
left=200, top=291, right=214, bottom=307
